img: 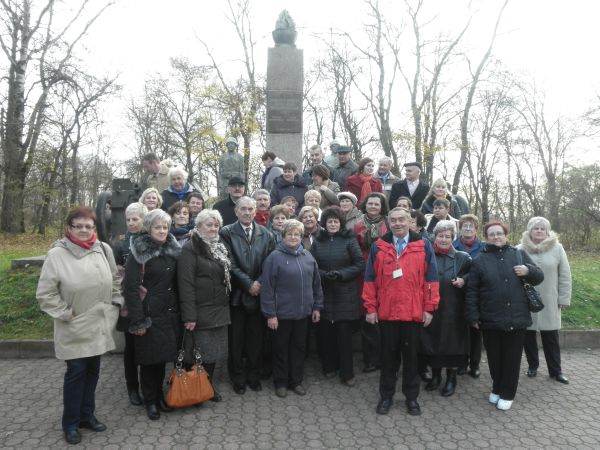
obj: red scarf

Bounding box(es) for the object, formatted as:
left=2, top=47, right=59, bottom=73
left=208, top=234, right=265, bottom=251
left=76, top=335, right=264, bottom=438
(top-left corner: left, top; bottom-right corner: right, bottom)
left=460, top=235, right=477, bottom=250
left=66, top=231, right=98, bottom=250
left=255, top=210, right=270, bottom=227
left=359, top=173, right=373, bottom=202
left=433, top=242, right=452, bottom=255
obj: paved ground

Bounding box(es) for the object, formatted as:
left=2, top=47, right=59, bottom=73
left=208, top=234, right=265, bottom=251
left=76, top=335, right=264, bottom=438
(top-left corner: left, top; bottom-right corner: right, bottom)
left=1, top=350, right=599, bottom=449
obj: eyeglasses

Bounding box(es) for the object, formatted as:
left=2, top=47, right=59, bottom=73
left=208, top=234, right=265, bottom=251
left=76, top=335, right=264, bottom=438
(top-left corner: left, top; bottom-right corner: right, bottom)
left=286, top=233, right=302, bottom=238
left=461, top=224, right=475, bottom=230
left=70, top=224, right=95, bottom=231
left=488, top=232, right=505, bottom=238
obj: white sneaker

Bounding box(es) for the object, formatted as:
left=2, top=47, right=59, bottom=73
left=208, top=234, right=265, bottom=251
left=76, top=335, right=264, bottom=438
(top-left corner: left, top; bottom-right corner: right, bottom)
left=496, top=399, right=513, bottom=410
left=488, top=393, right=500, bottom=404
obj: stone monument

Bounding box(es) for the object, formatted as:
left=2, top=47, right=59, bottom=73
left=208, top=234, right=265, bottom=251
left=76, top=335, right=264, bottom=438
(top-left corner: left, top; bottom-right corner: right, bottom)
left=218, top=136, right=245, bottom=197
left=266, top=10, right=303, bottom=170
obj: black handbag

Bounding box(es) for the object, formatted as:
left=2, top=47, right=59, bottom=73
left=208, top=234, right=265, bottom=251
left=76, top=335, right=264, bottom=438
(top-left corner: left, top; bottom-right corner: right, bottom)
left=516, top=249, right=544, bottom=313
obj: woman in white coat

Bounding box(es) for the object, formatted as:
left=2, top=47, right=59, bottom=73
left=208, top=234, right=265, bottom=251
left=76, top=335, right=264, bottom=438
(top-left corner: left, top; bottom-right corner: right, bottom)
left=37, top=206, right=122, bottom=445
left=518, top=216, right=572, bottom=384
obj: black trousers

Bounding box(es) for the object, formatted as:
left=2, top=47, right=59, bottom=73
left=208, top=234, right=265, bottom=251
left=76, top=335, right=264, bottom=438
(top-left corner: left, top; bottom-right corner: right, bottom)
left=469, top=326, right=482, bottom=370
left=62, top=356, right=101, bottom=431
left=272, top=318, right=308, bottom=388
left=139, top=363, right=166, bottom=406
left=482, top=329, right=525, bottom=401
left=379, top=321, right=421, bottom=401
left=124, top=332, right=139, bottom=391
left=523, top=330, right=562, bottom=376
left=361, top=321, right=381, bottom=367
left=229, top=306, right=263, bottom=386
left=318, top=319, right=355, bottom=381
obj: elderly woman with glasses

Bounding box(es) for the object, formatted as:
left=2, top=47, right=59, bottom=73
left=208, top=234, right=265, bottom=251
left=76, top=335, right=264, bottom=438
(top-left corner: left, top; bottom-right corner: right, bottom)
left=518, top=216, right=572, bottom=384
left=37, top=206, right=122, bottom=444
left=260, top=219, right=324, bottom=398
left=123, top=209, right=182, bottom=420
left=178, top=209, right=232, bottom=402
left=465, top=221, right=543, bottom=411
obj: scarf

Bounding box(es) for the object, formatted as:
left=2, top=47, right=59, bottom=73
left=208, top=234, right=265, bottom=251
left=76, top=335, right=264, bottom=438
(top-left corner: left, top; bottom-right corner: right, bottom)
left=359, top=173, right=373, bottom=202
left=193, top=229, right=232, bottom=293
left=66, top=231, right=97, bottom=250
left=170, top=184, right=190, bottom=201
left=363, top=215, right=386, bottom=250
left=434, top=242, right=452, bottom=255
left=171, top=224, right=192, bottom=242
left=460, top=235, right=477, bottom=250
left=255, top=210, right=270, bottom=227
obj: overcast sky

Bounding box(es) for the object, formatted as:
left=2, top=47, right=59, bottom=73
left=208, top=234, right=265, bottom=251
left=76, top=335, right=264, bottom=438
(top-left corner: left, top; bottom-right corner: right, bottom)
left=79, top=0, right=600, bottom=164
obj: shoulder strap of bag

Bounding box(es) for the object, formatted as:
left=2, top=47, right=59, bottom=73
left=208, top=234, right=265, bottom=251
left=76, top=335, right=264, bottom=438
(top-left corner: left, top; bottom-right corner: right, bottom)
left=515, top=248, right=523, bottom=265
left=139, top=263, right=146, bottom=284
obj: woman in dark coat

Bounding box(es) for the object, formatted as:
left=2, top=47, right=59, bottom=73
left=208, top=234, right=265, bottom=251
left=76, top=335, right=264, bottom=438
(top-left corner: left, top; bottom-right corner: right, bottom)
left=177, top=209, right=231, bottom=402
left=124, top=209, right=181, bottom=420
left=421, top=220, right=471, bottom=397
left=269, top=162, right=308, bottom=212
left=465, top=221, right=543, bottom=411
left=310, top=206, right=365, bottom=385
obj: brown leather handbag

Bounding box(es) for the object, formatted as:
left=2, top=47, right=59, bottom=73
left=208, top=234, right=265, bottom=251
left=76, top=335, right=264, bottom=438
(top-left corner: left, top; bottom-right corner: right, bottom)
left=165, top=331, right=214, bottom=408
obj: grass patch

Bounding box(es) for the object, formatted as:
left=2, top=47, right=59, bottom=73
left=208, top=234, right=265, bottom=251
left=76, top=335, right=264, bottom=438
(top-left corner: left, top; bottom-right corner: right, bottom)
left=0, top=233, right=56, bottom=271
left=562, top=253, right=600, bottom=330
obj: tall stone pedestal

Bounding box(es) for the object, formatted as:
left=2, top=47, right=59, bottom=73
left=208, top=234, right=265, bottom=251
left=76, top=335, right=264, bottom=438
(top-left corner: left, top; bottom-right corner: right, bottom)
left=266, top=46, right=303, bottom=169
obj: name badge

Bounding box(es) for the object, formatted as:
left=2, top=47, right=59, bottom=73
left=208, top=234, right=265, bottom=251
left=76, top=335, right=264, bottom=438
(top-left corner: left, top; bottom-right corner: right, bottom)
left=392, top=268, right=403, bottom=279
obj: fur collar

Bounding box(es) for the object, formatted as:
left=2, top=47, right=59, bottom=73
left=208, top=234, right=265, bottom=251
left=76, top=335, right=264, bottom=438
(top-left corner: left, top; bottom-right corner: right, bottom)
left=130, top=232, right=181, bottom=264
left=520, top=231, right=558, bottom=254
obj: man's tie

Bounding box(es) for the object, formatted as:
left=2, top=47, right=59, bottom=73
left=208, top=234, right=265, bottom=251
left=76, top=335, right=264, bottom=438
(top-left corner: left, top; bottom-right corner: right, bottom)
left=245, top=226, right=251, bottom=241
left=396, top=238, right=405, bottom=255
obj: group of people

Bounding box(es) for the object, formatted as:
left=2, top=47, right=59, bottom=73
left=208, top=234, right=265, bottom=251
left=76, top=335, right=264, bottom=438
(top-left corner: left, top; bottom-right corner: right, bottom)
left=36, top=145, right=572, bottom=445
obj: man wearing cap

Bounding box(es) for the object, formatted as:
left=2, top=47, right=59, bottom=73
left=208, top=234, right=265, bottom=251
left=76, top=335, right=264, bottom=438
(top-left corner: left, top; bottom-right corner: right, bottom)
left=302, top=144, right=331, bottom=186
left=389, top=162, right=430, bottom=210
left=218, top=136, right=245, bottom=197
left=214, top=176, right=246, bottom=226
left=331, top=145, right=358, bottom=191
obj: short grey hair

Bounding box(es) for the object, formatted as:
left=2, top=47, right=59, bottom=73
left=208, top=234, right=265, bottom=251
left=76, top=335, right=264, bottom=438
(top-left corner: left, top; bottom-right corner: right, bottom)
left=298, top=205, right=319, bottom=221
left=195, top=209, right=223, bottom=228
left=168, top=166, right=188, bottom=181
left=282, top=219, right=304, bottom=237
left=379, top=156, right=393, bottom=165
left=253, top=189, right=270, bottom=199
left=143, top=209, right=172, bottom=232
left=139, top=187, right=163, bottom=208
left=433, top=220, right=457, bottom=239
left=304, top=189, right=322, bottom=201
left=125, top=202, right=148, bottom=218
left=235, top=196, right=257, bottom=210
left=526, top=216, right=551, bottom=234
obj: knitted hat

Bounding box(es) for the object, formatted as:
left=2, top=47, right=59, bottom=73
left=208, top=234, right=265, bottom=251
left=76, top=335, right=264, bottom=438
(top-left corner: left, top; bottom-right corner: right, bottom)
left=312, top=164, right=330, bottom=180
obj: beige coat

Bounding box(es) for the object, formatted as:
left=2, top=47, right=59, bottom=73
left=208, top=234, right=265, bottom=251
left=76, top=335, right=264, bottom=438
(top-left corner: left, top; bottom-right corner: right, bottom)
left=518, top=232, right=572, bottom=331
left=36, top=238, right=123, bottom=360
left=145, top=161, right=171, bottom=192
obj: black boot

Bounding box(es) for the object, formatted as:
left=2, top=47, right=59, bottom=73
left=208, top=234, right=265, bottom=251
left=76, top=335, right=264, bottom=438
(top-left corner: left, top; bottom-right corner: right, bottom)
left=128, top=388, right=143, bottom=406
left=425, top=368, right=442, bottom=391
left=204, top=363, right=222, bottom=402
left=441, top=368, right=457, bottom=397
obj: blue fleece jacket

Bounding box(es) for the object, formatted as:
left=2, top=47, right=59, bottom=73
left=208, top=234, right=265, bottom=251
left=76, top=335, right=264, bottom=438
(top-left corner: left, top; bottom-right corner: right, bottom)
left=259, top=242, right=324, bottom=319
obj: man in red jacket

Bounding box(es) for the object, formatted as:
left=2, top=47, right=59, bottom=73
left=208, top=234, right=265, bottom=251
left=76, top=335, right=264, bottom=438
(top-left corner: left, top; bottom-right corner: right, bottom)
left=363, top=207, right=440, bottom=416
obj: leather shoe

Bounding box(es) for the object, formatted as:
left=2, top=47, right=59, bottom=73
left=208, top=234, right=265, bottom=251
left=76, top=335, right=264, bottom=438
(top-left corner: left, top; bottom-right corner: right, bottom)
left=128, top=389, right=143, bottom=406
left=376, top=398, right=392, bottom=415
left=145, top=404, right=160, bottom=420
left=292, top=384, right=307, bottom=396
left=468, top=368, right=481, bottom=379
left=79, top=416, right=107, bottom=432
left=441, top=370, right=457, bottom=397
left=456, top=366, right=467, bottom=376
left=406, top=400, right=421, bottom=416
left=275, top=387, right=287, bottom=398
left=551, top=373, right=569, bottom=384
left=156, top=398, right=173, bottom=413
left=64, top=429, right=81, bottom=445
left=342, top=377, right=356, bottom=387
left=363, top=364, right=377, bottom=373
left=425, top=374, right=441, bottom=391
left=210, top=390, right=223, bottom=402
left=248, top=381, right=262, bottom=392
left=233, top=384, right=246, bottom=395
left=527, top=367, right=537, bottom=378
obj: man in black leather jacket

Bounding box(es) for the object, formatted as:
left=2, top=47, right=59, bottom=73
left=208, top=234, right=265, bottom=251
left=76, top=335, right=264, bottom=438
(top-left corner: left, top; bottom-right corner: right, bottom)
left=220, top=196, right=276, bottom=394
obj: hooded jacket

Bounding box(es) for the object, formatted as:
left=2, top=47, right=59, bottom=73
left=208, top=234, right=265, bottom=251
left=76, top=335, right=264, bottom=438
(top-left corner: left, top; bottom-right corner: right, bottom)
left=36, top=238, right=122, bottom=360
left=465, top=243, right=544, bottom=331
left=262, top=157, right=285, bottom=191
left=123, top=232, right=181, bottom=365
left=363, top=231, right=440, bottom=322
left=517, top=232, right=572, bottom=330
left=269, top=174, right=308, bottom=212
left=260, top=242, right=324, bottom=320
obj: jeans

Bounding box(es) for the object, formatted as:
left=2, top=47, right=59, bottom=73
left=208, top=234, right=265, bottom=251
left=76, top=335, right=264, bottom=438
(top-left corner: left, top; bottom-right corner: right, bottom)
left=62, top=356, right=101, bottom=431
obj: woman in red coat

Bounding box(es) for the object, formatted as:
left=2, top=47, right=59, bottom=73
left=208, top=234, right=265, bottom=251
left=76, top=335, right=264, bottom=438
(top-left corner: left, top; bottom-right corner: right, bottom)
left=346, top=158, right=383, bottom=205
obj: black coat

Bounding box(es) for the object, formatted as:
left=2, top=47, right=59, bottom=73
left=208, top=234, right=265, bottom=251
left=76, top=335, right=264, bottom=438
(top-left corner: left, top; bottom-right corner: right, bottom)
left=114, top=231, right=135, bottom=266
left=310, top=229, right=365, bottom=322
left=161, top=186, right=198, bottom=212
left=177, top=233, right=231, bottom=329
left=269, top=174, right=308, bottom=212
left=389, top=179, right=430, bottom=210
left=219, top=221, right=276, bottom=311
left=213, top=195, right=238, bottom=226
left=123, top=233, right=181, bottom=365
left=465, top=244, right=544, bottom=331
left=421, top=249, right=472, bottom=357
